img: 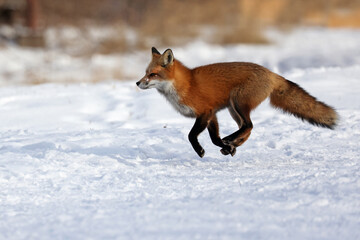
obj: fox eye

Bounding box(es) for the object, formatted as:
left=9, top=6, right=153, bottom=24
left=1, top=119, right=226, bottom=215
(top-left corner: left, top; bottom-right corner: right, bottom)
left=149, top=73, right=158, bottom=77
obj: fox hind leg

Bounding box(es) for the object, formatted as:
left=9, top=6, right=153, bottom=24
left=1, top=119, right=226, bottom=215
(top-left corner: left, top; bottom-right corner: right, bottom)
left=221, top=100, right=253, bottom=155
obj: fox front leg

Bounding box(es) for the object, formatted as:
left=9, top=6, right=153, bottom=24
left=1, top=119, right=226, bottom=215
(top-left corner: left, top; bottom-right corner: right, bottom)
left=188, top=115, right=210, bottom=158
left=207, top=115, right=236, bottom=156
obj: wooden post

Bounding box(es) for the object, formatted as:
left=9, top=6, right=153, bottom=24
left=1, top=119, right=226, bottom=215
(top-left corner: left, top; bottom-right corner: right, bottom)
left=19, top=0, right=45, bottom=47
left=26, top=0, right=39, bottom=32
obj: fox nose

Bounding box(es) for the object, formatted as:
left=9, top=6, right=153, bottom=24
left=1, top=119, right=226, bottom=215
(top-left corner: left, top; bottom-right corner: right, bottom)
left=136, top=81, right=140, bottom=86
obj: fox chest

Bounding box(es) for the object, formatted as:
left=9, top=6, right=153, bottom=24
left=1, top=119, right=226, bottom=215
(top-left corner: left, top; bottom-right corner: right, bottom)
left=157, top=83, right=196, bottom=118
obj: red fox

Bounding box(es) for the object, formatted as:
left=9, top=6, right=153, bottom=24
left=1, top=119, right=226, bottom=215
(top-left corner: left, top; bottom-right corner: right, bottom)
left=136, top=47, right=338, bottom=158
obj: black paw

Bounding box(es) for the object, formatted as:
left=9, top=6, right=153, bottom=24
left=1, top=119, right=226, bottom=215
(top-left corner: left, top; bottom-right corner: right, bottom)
left=220, top=144, right=236, bottom=156
left=196, top=148, right=205, bottom=158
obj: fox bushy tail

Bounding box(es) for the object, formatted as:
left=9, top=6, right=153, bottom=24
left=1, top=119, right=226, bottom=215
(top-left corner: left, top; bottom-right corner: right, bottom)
left=270, top=78, right=338, bottom=129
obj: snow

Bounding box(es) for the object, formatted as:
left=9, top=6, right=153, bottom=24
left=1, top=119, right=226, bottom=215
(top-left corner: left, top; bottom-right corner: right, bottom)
left=1, top=28, right=360, bottom=239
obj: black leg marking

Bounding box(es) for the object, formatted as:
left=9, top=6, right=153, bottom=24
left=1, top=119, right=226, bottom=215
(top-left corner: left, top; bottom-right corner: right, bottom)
left=207, top=115, right=236, bottom=156
left=221, top=101, right=253, bottom=154
left=189, top=114, right=210, bottom=158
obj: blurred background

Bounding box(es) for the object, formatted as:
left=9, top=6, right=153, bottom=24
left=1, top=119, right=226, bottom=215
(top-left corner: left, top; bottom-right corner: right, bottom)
left=0, top=0, right=359, bottom=85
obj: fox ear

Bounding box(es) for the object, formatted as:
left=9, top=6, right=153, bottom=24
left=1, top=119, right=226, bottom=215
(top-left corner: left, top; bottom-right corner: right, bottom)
left=151, top=47, right=160, bottom=55
left=160, top=49, right=174, bottom=67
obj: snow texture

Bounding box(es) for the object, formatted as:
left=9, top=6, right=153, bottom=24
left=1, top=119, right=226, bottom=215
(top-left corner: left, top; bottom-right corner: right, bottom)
left=0, top=28, right=360, bottom=239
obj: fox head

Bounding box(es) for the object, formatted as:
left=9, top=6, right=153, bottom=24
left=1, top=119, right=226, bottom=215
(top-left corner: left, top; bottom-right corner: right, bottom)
left=136, top=47, right=175, bottom=90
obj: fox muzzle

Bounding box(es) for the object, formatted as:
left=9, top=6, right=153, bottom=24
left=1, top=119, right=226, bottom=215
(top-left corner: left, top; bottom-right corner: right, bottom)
left=136, top=77, right=151, bottom=89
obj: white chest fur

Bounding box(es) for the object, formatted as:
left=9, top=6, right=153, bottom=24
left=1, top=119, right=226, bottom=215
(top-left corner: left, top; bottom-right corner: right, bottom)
left=154, top=80, right=196, bottom=118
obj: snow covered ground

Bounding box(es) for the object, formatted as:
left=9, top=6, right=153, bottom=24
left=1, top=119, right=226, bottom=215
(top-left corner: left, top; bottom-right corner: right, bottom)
left=0, top=28, right=360, bottom=239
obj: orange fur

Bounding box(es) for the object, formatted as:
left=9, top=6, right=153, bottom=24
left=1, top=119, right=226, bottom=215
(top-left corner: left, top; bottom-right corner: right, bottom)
left=136, top=48, right=338, bottom=157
